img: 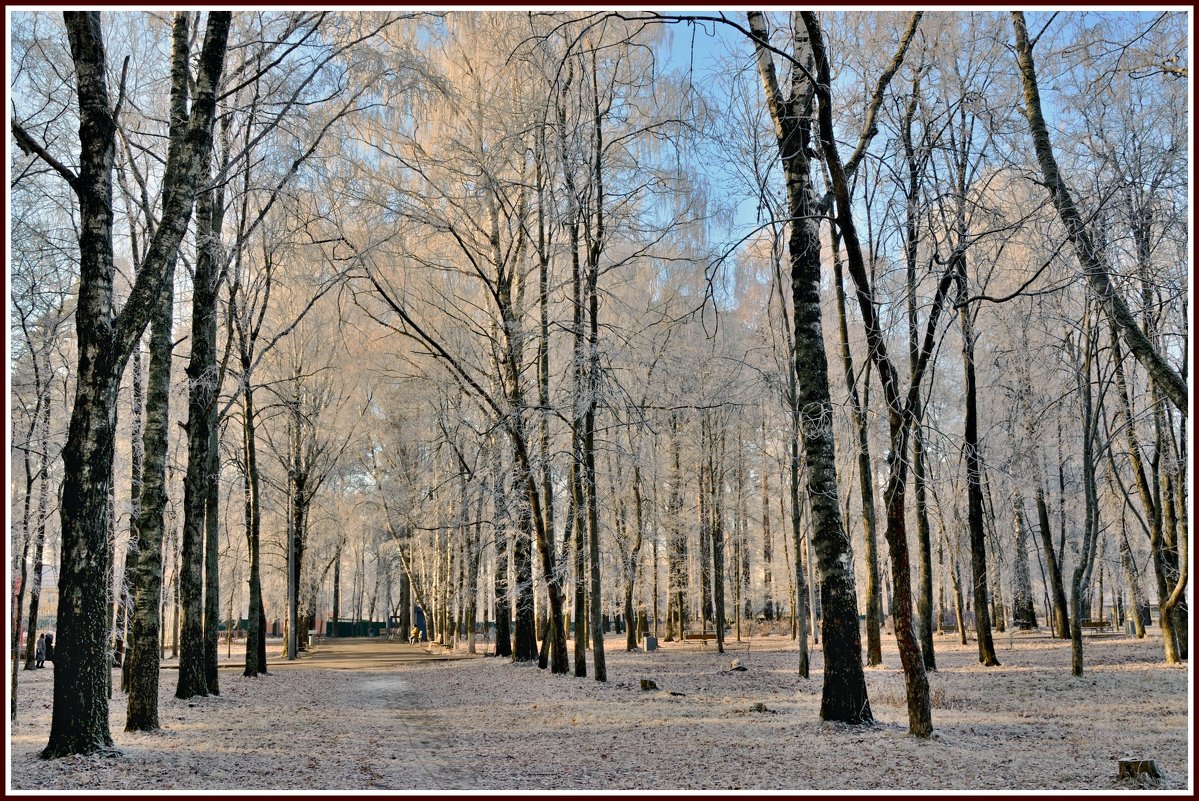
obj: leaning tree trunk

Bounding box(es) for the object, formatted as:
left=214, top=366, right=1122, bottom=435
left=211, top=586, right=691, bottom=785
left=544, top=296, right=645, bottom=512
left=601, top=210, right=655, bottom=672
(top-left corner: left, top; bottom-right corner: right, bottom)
left=1010, top=11, right=1186, bottom=417
left=803, top=10, right=932, bottom=733
left=832, top=237, right=881, bottom=667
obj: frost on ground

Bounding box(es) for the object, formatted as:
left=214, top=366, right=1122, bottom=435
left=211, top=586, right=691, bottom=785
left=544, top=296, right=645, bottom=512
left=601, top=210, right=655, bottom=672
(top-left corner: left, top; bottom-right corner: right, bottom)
left=7, top=630, right=1189, bottom=791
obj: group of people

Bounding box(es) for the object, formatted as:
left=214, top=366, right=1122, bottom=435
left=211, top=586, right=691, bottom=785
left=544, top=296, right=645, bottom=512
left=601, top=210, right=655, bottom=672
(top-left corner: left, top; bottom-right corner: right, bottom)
left=32, top=631, right=54, bottom=668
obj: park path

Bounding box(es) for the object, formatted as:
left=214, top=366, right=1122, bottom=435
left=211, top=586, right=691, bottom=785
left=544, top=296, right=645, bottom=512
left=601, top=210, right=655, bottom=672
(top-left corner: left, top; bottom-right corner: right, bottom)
left=272, top=637, right=482, bottom=789
left=268, top=636, right=476, bottom=671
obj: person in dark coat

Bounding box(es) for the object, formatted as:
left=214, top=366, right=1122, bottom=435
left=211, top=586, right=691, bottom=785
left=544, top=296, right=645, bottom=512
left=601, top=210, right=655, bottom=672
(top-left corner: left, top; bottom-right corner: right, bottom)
left=34, top=633, right=46, bottom=668
left=43, top=631, right=54, bottom=663
left=413, top=603, right=428, bottom=642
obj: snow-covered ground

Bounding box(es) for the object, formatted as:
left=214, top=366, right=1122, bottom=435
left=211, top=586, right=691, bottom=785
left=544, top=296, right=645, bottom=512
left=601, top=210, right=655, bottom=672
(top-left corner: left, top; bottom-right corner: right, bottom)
left=7, top=628, right=1190, bottom=791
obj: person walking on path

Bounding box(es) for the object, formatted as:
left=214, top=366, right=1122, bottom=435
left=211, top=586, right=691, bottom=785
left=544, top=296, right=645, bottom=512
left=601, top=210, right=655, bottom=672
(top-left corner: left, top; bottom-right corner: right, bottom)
left=34, top=633, right=45, bottom=668
left=43, top=631, right=54, bottom=663
left=413, top=604, right=428, bottom=642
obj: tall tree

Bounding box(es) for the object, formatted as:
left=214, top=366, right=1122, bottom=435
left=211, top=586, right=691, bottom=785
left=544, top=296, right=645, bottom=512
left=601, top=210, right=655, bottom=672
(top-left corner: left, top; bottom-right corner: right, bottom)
left=11, top=10, right=230, bottom=757
left=803, top=8, right=937, bottom=737
left=745, top=10, right=878, bottom=722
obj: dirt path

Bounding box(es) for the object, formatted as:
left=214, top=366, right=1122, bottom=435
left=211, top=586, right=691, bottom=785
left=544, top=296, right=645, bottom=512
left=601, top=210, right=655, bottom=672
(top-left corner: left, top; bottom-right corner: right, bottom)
left=10, top=638, right=482, bottom=791
left=270, top=636, right=476, bottom=671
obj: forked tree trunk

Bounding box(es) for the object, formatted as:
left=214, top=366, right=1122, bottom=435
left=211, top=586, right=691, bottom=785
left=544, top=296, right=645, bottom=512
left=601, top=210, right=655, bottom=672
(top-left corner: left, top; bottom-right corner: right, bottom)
left=43, top=11, right=229, bottom=758
left=803, top=10, right=931, bottom=735
left=747, top=10, right=869, bottom=723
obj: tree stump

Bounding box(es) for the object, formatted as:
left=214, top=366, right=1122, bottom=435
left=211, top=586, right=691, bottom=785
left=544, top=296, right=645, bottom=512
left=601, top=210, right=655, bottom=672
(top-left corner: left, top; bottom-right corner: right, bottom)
left=640, top=678, right=658, bottom=691
left=1118, top=759, right=1160, bottom=781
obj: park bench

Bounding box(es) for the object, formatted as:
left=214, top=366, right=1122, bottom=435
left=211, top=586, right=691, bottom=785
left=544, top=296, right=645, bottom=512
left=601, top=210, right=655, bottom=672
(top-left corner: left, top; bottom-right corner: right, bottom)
left=682, top=631, right=718, bottom=647
left=1080, top=619, right=1112, bottom=634
left=308, top=628, right=322, bottom=646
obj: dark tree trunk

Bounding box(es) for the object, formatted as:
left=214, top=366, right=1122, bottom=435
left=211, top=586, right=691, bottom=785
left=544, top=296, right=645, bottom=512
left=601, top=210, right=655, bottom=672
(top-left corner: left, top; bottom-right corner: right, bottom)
left=832, top=240, right=880, bottom=668
left=1069, top=322, right=1102, bottom=677
left=572, top=461, right=587, bottom=673
left=241, top=379, right=266, bottom=677
left=177, top=164, right=218, bottom=699
left=197, top=167, right=226, bottom=695
left=624, top=465, right=645, bottom=651
left=760, top=421, right=774, bottom=621
left=511, top=487, right=537, bottom=662
left=332, top=543, right=341, bottom=636
left=494, top=529, right=512, bottom=658
left=698, top=468, right=712, bottom=628
left=117, top=343, right=142, bottom=689
left=43, top=10, right=230, bottom=758
left=747, top=12, right=868, bottom=715
left=10, top=424, right=37, bottom=719
left=899, top=67, right=936, bottom=672
left=1036, top=485, right=1070, bottom=638
left=125, top=237, right=177, bottom=730
left=804, top=9, right=933, bottom=735
left=23, top=394, right=53, bottom=674
left=666, top=414, right=686, bottom=643
left=203, top=418, right=220, bottom=692
left=706, top=417, right=727, bottom=655
left=960, top=275, right=999, bottom=667
left=584, top=410, right=606, bottom=679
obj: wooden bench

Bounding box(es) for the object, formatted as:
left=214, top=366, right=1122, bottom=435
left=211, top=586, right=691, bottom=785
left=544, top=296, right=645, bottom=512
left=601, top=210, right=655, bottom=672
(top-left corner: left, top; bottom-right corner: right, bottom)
left=1080, top=619, right=1112, bottom=634
left=682, top=631, right=718, bottom=646
left=308, top=629, right=322, bottom=645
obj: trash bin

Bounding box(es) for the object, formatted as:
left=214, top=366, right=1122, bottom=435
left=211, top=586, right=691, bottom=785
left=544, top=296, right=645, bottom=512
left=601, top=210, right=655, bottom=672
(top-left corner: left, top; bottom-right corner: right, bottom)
left=644, top=635, right=658, bottom=652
